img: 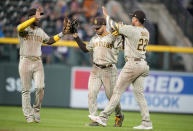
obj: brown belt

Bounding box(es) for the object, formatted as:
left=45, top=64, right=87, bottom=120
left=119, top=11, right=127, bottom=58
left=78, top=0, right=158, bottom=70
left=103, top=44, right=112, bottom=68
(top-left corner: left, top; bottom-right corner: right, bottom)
left=93, top=62, right=113, bottom=69
left=134, top=58, right=142, bottom=61
left=21, top=56, right=41, bottom=61
left=125, top=58, right=144, bottom=62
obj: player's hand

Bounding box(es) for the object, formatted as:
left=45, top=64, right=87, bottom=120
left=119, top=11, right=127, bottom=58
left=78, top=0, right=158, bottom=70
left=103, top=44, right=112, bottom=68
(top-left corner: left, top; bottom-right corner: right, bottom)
left=102, top=6, right=108, bottom=18
left=35, top=8, right=42, bottom=20
left=73, top=33, right=78, bottom=38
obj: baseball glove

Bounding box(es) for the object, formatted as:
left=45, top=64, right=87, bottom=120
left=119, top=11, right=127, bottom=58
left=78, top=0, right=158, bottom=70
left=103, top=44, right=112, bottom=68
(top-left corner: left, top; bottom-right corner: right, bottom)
left=62, top=17, right=71, bottom=34
left=69, top=19, right=78, bottom=34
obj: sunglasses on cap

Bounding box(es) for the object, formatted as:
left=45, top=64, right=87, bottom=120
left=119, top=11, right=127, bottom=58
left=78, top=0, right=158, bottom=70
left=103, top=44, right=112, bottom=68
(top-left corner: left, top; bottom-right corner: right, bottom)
left=95, top=27, right=101, bottom=30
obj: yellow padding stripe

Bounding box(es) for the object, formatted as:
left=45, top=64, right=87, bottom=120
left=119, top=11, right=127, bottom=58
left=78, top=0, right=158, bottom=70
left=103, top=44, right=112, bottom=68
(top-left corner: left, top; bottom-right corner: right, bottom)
left=0, top=38, right=18, bottom=44
left=146, top=45, right=193, bottom=53
left=17, top=17, right=36, bottom=32
left=42, top=41, right=79, bottom=47
left=0, top=38, right=193, bottom=53
left=53, top=34, right=60, bottom=41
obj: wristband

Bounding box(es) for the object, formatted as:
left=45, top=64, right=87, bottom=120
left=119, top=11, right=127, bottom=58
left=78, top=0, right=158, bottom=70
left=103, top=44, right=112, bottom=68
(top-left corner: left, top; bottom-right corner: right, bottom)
left=58, top=32, right=64, bottom=38
left=53, top=32, right=64, bottom=41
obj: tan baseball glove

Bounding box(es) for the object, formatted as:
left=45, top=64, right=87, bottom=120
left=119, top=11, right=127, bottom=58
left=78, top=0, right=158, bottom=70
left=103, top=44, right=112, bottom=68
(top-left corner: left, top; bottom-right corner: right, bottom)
left=62, top=17, right=71, bottom=35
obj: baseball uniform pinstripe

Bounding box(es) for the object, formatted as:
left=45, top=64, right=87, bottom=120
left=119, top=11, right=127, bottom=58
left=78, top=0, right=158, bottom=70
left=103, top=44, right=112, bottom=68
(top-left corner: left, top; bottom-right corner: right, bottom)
left=18, top=26, right=49, bottom=120
left=99, top=16, right=152, bottom=126
left=86, top=33, right=123, bottom=117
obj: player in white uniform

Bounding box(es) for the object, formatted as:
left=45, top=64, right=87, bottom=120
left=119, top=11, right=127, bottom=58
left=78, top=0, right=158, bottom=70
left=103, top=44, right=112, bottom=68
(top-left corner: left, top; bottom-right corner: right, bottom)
left=72, top=17, right=124, bottom=127
left=17, top=8, right=70, bottom=123
left=89, top=7, right=153, bottom=130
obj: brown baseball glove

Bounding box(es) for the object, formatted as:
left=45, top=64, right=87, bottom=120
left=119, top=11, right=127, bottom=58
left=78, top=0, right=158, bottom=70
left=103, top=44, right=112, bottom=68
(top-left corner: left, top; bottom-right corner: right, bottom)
left=69, top=19, right=78, bottom=34
left=62, top=17, right=71, bottom=35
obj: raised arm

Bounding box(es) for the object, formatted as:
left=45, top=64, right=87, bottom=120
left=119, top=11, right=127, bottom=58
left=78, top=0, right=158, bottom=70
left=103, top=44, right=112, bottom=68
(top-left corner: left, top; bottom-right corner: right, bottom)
left=17, top=8, right=42, bottom=32
left=17, top=18, right=36, bottom=32
left=102, top=6, right=119, bottom=36
left=102, top=6, right=136, bottom=38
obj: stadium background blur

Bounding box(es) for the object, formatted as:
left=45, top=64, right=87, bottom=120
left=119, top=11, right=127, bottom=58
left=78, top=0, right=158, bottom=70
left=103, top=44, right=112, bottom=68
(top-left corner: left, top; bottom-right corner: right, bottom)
left=0, top=0, right=192, bottom=71
left=0, top=0, right=193, bottom=130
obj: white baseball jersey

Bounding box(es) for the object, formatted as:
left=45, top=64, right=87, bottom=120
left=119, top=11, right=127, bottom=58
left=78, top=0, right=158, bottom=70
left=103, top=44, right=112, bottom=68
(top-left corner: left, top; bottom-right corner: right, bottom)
left=86, top=33, right=123, bottom=117
left=86, top=33, right=122, bottom=65
left=18, top=25, right=48, bottom=121
left=18, top=27, right=50, bottom=57
left=119, top=25, right=149, bottom=59
left=99, top=16, right=152, bottom=126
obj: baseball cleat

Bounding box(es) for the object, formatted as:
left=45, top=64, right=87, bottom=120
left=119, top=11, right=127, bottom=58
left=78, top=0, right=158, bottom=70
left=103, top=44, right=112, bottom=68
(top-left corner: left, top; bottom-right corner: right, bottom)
left=114, top=114, right=124, bottom=127
left=133, top=125, right=153, bottom=130
left=89, top=115, right=107, bottom=127
left=88, top=121, right=99, bottom=126
left=88, top=115, right=93, bottom=120
left=34, top=112, right=40, bottom=123
left=26, top=117, right=34, bottom=123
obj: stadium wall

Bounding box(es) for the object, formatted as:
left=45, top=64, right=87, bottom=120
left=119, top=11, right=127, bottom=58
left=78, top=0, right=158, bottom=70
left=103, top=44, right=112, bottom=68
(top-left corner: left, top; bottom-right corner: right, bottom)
left=1, top=63, right=193, bottom=114
left=71, top=67, right=193, bottom=114
left=0, top=63, right=71, bottom=107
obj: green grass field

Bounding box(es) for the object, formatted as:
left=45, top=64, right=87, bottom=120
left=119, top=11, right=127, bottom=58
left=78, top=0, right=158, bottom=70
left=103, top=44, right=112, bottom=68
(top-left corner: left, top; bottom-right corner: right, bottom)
left=0, top=106, right=193, bottom=131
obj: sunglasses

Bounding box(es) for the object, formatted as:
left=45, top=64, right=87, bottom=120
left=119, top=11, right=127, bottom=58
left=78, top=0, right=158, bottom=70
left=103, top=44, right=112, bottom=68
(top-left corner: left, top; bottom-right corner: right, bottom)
left=95, top=27, right=101, bottom=30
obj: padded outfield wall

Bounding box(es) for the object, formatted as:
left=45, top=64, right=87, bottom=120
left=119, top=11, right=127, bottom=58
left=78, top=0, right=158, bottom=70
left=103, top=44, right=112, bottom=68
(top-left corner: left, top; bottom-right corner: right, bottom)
left=0, top=63, right=193, bottom=114
left=0, top=63, right=71, bottom=107
left=70, top=67, right=193, bottom=114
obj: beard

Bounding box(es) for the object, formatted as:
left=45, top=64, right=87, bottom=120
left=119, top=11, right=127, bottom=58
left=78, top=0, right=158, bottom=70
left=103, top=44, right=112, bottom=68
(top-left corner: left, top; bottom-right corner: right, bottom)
left=32, top=21, right=41, bottom=27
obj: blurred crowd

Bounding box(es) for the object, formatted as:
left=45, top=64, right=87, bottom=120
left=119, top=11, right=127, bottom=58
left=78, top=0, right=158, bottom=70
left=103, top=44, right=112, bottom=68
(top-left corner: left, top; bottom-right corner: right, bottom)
left=182, top=0, right=193, bottom=15
left=0, top=0, right=193, bottom=70
left=0, top=0, right=131, bottom=67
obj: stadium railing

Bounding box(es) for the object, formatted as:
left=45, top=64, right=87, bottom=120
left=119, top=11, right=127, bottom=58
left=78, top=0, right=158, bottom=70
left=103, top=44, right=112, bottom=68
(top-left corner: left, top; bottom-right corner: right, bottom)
left=0, top=37, right=193, bottom=54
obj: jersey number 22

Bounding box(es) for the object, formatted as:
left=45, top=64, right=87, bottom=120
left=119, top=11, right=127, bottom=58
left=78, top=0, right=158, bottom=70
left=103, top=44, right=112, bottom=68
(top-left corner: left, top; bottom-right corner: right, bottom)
left=137, top=38, right=148, bottom=51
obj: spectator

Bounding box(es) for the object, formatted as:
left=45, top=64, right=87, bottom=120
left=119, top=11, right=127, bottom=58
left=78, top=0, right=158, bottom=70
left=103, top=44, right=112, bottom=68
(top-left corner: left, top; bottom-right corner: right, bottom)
left=53, top=46, right=69, bottom=64
left=105, top=0, right=130, bottom=23
left=83, top=0, right=99, bottom=19
left=31, top=0, right=42, bottom=9
left=55, top=0, right=68, bottom=18
left=41, top=46, right=53, bottom=65
left=187, top=0, right=193, bottom=15
left=0, top=24, right=4, bottom=61
left=0, top=24, right=4, bottom=37
left=70, top=0, right=81, bottom=13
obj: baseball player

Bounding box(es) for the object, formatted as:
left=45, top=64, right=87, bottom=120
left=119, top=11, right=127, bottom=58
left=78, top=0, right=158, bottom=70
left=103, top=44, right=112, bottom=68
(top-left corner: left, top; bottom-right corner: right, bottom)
left=89, top=7, right=153, bottom=130
left=71, top=17, right=124, bottom=127
left=17, top=8, right=70, bottom=123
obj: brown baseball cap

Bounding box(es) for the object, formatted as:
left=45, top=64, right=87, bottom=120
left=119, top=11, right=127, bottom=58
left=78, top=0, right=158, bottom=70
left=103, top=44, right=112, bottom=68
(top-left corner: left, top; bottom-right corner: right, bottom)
left=93, top=17, right=106, bottom=29
left=130, top=10, right=146, bottom=24
left=28, top=8, right=44, bottom=17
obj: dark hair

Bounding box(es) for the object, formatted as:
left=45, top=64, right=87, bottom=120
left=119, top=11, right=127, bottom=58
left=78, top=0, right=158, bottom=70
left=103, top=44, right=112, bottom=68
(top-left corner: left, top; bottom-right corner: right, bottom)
left=28, top=8, right=36, bottom=17
left=132, top=10, right=146, bottom=24
left=27, top=8, right=44, bottom=17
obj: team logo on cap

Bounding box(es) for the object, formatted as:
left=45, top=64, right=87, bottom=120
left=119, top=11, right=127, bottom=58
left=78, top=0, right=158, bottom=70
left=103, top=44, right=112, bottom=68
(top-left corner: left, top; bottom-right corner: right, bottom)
left=94, top=19, right=97, bottom=25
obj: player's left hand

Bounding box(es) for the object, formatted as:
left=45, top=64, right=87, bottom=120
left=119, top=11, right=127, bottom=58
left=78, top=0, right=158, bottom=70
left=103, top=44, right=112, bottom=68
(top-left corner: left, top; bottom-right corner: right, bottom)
left=35, top=8, right=43, bottom=20
left=102, top=6, right=108, bottom=18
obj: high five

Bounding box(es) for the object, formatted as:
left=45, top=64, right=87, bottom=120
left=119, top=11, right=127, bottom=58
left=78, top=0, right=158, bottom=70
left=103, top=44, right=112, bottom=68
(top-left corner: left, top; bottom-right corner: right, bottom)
left=89, top=6, right=153, bottom=130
